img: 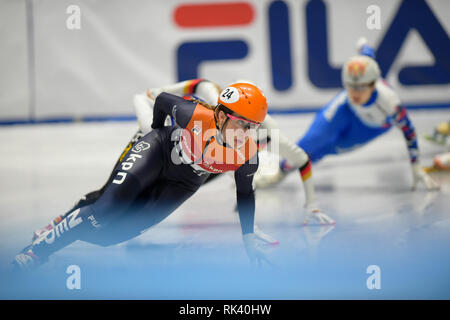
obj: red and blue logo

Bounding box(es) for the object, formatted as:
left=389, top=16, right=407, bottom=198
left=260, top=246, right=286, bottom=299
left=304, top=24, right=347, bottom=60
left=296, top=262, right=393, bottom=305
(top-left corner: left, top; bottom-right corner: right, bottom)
left=174, top=0, right=449, bottom=90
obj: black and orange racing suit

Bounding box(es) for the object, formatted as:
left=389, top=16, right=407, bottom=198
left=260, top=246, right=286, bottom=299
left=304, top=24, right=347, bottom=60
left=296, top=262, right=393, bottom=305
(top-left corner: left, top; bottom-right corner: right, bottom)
left=30, top=93, right=259, bottom=259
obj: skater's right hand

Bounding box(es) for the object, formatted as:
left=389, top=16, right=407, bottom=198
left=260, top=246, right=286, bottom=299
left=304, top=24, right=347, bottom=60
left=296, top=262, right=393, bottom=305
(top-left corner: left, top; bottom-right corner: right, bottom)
left=242, top=233, right=275, bottom=268
left=411, top=163, right=440, bottom=191
left=302, top=204, right=335, bottom=226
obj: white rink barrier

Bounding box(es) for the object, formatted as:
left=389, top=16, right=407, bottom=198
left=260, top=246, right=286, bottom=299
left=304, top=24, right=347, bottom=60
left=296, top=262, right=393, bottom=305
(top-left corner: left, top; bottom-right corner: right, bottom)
left=0, top=0, right=449, bottom=122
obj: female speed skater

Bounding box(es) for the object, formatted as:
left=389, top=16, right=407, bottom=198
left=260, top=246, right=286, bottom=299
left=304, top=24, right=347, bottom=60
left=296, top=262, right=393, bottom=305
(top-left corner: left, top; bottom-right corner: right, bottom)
left=135, top=79, right=335, bottom=225
left=254, top=39, right=439, bottom=192
left=14, top=82, right=272, bottom=269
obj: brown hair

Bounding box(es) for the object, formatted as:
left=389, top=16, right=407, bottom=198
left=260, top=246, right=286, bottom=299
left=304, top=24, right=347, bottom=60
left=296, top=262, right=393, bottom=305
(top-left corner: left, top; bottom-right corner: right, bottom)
left=189, top=98, right=217, bottom=111
left=188, top=98, right=228, bottom=129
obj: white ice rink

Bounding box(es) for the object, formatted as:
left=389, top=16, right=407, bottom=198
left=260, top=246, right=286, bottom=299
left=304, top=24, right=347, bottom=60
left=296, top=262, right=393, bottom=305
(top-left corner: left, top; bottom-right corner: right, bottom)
left=1, top=110, right=449, bottom=299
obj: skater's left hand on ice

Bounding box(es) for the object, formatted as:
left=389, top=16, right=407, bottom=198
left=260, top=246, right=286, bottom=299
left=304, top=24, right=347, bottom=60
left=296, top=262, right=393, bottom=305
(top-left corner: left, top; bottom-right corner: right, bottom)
left=411, top=163, right=440, bottom=191
left=243, top=233, right=276, bottom=268
left=302, top=204, right=336, bottom=226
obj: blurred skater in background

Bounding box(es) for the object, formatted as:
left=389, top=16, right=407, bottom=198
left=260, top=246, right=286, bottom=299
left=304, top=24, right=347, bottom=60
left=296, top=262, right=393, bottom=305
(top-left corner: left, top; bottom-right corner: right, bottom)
left=254, top=38, right=439, bottom=192
left=424, top=120, right=450, bottom=172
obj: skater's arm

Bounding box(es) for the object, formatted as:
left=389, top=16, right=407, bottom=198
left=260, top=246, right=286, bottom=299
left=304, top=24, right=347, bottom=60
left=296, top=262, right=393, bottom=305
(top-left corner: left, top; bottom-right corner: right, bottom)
left=152, top=92, right=196, bottom=129
left=298, top=159, right=316, bottom=205
left=391, top=105, right=439, bottom=190
left=392, top=105, right=419, bottom=163
left=261, top=115, right=316, bottom=205
left=234, top=155, right=258, bottom=235
left=147, top=79, right=220, bottom=106
left=135, top=80, right=220, bottom=134
left=147, top=79, right=203, bottom=99
left=236, top=155, right=276, bottom=266
left=277, top=129, right=314, bottom=204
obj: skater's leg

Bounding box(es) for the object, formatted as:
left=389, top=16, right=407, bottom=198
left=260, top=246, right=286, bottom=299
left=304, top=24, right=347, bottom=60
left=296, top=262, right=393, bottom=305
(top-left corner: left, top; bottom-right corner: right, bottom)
left=68, top=129, right=145, bottom=212
left=18, top=128, right=168, bottom=263
left=88, top=181, right=200, bottom=246
left=32, top=129, right=147, bottom=241
left=334, top=113, right=389, bottom=152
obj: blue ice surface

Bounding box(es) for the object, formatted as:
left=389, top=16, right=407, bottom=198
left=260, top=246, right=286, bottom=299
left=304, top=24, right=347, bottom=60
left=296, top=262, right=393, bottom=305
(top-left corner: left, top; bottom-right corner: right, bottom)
left=1, top=111, right=449, bottom=300
left=2, top=218, right=450, bottom=300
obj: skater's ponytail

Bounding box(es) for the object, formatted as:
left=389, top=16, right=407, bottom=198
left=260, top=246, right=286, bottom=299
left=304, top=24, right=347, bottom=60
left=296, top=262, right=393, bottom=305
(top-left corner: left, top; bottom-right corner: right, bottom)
left=188, top=98, right=216, bottom=111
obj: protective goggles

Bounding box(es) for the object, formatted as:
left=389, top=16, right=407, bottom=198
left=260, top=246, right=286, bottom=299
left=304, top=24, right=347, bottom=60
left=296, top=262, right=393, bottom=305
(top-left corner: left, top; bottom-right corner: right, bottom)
left=345, top=83, right=374, bottom=91
left=226, top=113, right=261, bottom=130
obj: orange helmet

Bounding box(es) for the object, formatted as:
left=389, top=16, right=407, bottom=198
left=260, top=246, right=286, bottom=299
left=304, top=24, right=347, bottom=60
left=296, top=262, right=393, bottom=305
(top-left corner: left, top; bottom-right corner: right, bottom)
left=217, top=82, right=267, bottom=123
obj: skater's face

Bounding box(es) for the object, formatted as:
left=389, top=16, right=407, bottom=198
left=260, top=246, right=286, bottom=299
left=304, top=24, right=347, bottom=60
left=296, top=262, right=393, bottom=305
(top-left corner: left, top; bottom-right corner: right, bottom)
left=217, top=110, right=255, bottom=148
left=346, top=83, right=375, bottom=105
